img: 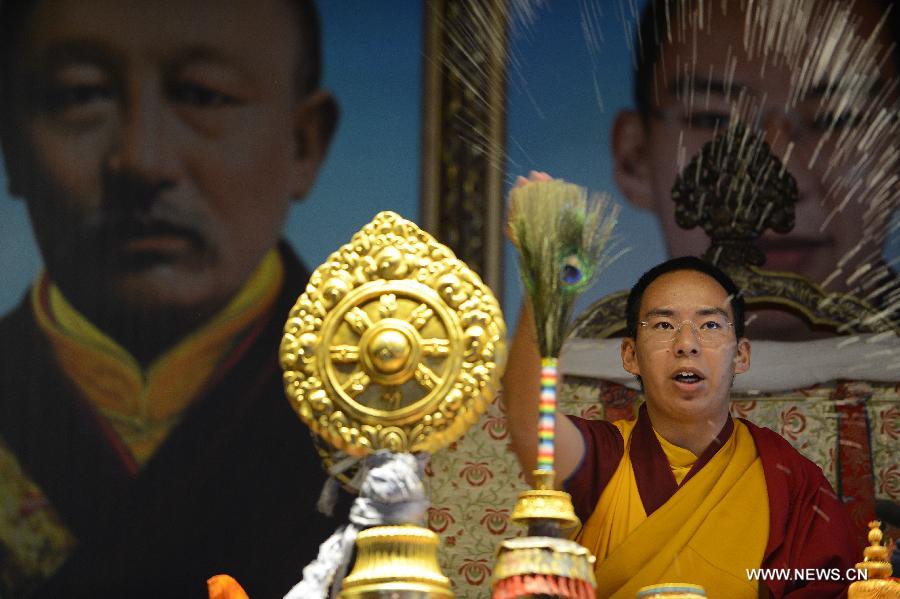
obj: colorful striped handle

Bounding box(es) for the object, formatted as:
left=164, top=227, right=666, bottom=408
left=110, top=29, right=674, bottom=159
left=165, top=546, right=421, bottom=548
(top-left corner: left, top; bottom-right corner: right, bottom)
left=537, top=357, right=557, bottom=472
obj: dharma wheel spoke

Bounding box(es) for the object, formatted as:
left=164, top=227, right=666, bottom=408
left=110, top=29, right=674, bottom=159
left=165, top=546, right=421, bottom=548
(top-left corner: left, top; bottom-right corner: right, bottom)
left=378, top=294, right=398, bottom=319
left=345, top=307, right=373, bottom=336
left=380, top=388, right=403, bottom=410
left=330, top=345, right=360, bottom=363
left=408, top=304, right=434, bottom=330
left=421, top=338, right=450, bottom=357
left=414, top=363, right=441, bottom=391
left=342, top=371, right=371, bottom=398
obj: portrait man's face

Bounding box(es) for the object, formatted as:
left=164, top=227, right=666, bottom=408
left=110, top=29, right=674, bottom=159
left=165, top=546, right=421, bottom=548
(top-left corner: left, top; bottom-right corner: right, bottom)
left=3, top=0, right=335, bottom=322
left=614, top=0, right=897, bottom=290
left=621, top=269, right=750, bottom=423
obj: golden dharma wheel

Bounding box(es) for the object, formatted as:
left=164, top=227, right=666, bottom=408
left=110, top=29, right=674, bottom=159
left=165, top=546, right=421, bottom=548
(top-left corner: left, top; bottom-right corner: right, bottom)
left=280, top=211, right=506, bottom=456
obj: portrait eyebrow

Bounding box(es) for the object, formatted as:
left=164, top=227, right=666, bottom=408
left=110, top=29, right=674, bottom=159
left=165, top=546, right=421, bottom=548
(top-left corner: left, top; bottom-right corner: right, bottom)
left=172, top=45, right=247, bottom=69
left=667, top=77, right=889, bottom=105
left=30, top=40, right=117, bottom=72
left=168, top=45, right=262, bottom=87
left=805, top=78, right=887, bottom=100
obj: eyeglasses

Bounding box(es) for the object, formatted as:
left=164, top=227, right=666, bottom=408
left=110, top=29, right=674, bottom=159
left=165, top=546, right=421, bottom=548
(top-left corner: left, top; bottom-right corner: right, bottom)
left=639, top=317, right=735, bottom=347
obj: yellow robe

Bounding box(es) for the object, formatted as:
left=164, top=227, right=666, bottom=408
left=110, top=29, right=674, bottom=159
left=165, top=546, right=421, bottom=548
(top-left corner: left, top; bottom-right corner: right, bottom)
left=576, top=417, right=769, bottom=598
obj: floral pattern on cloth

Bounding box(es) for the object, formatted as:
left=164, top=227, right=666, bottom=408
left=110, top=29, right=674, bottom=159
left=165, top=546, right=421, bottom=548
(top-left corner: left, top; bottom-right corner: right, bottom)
left=0, top=439, right=75, bottom=596
left=872, top=393, right=900, bottom=503
left=429, top=378, right=898, bottom=597
left=428, top=395, right=527, bottom=598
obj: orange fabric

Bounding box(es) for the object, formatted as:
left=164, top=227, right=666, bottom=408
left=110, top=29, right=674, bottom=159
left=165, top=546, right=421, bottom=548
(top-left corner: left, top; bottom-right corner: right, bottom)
left=207, top=574, right=250, bottom=599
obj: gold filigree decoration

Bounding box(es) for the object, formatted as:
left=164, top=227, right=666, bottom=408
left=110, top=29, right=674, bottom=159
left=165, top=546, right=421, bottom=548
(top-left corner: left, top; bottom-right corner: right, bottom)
left=280, top=211, right=507, bottom=456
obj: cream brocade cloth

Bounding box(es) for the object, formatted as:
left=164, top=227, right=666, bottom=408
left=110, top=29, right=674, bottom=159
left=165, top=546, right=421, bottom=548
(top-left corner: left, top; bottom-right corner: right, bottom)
left=0, top=251, right=283, bottom=590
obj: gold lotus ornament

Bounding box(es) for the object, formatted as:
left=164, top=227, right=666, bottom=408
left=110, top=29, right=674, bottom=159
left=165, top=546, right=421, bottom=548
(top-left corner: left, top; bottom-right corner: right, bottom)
left=280, top=211, right=506, bottom=599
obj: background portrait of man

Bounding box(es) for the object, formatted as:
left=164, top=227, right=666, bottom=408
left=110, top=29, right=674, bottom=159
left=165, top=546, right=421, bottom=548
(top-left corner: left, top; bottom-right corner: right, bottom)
left=0, top=0, right=422, bottom=596
left=503, top=0, right=899, bottom=340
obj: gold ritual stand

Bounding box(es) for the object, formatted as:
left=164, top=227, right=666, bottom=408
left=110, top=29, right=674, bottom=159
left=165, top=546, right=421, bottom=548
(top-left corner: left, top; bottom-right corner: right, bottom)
left=848, top=521, right=898, bottom=599
left=280, top=211, right=506, bottom=598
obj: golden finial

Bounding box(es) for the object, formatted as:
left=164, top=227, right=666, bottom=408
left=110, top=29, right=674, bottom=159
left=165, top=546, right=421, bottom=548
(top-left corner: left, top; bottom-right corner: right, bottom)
left=848, top=521, right=899, bottom=599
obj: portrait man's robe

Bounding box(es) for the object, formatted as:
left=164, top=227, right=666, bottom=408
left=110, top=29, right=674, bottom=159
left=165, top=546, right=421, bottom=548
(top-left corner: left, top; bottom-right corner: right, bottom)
left=566, top=404, right=857, bottom=598
left=0, top=243, right=349, bottom=599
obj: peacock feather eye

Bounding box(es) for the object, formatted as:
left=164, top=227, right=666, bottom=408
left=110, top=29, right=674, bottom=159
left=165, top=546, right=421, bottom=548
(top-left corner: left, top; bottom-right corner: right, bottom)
left=561, top=255, right=583, bottom=285
left=559, top=252, right=593, bottom=293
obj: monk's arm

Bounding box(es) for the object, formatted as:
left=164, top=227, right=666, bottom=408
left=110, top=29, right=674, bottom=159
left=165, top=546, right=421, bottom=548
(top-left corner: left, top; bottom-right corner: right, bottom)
left=501, top=301, right=585, bottom=487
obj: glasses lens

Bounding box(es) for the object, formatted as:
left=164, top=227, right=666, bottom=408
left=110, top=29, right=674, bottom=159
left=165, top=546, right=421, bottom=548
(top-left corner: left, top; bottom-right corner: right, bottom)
left=642, top=318, right=731, bottom=345
left=696, top=323, right=729, bottom=345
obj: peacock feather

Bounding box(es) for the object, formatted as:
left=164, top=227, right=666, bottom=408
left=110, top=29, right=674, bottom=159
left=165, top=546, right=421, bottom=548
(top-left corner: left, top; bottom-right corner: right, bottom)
left=508, top=178, right=621, bottom=358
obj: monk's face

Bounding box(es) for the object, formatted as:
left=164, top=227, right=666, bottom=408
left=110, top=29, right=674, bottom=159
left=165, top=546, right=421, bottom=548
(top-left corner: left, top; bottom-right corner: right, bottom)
left=3, top=0, right=333, bottom=322
left=622, top=270, right=751, bottom=423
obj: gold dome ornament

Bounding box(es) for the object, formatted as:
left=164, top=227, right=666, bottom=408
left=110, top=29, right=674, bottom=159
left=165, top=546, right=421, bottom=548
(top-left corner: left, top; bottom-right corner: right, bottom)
left=280, top=211, right=507, bottom=599
left=509, top=470, right=580, bottom=531
left=280, top=211, right=506, bottom=456
left=848, top=521, right=899, bottom=599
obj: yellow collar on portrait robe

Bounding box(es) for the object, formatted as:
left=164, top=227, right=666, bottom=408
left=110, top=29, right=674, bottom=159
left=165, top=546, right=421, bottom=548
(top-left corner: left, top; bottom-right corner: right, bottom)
left=577, top=417, right=769, bottom=599
left=31, top=250, right=284, bottom=469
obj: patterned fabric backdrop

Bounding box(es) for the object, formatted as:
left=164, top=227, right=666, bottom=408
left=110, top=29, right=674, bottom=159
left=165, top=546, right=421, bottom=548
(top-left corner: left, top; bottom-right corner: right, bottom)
left=428, top=394, right=527, bottom=598
left=428, top=378, right=899, bottom=598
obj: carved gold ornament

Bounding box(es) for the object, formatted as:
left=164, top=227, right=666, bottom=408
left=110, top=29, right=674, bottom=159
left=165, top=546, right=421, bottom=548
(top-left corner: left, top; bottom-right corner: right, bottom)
left=280, top=211, right=506, bottom=456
